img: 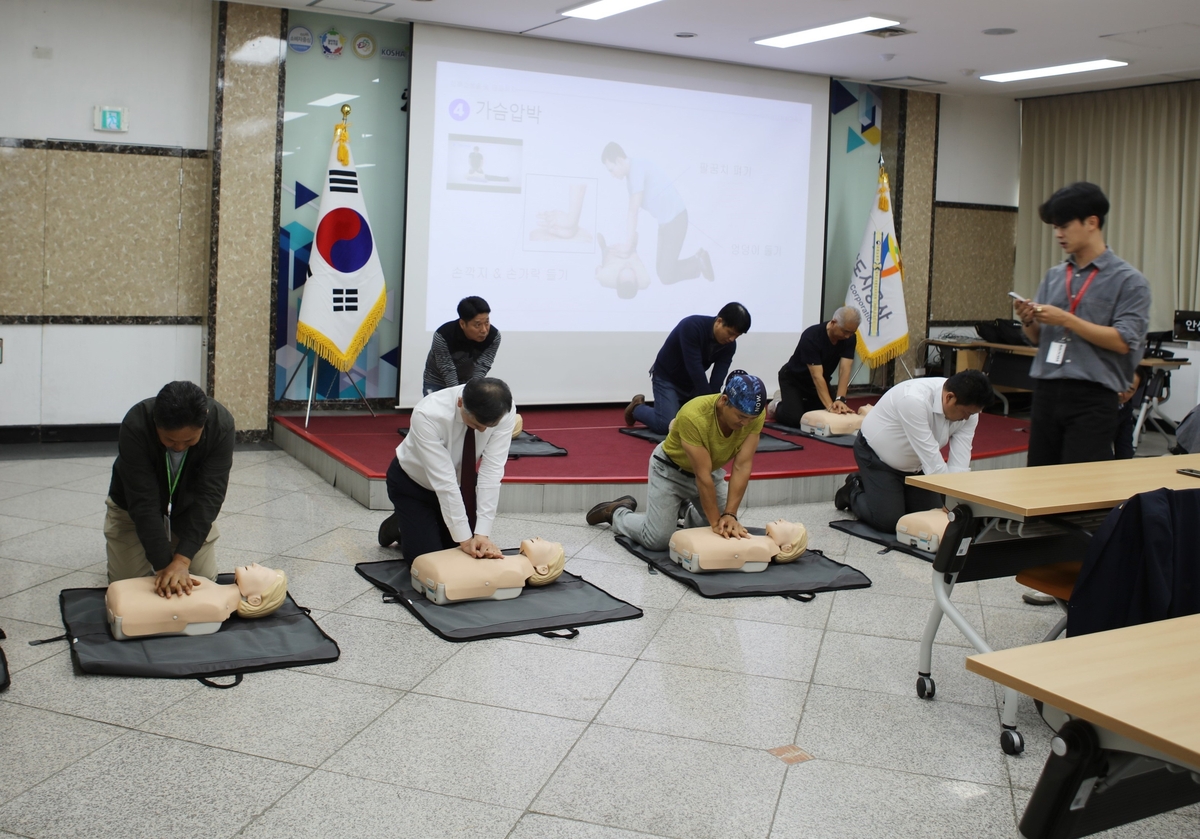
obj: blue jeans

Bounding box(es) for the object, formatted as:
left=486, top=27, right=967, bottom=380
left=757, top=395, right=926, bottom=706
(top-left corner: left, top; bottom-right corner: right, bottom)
left=422, top=380, right=444, bottom=397
left=632, top=376, right=688, bottom=435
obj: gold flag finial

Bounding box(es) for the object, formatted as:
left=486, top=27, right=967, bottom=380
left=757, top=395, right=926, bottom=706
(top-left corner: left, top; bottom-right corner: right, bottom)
left=334, top=106, right=352, bottom=166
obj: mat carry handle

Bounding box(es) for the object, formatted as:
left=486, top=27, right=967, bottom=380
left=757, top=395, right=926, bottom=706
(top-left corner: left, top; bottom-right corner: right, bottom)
left=197, top=674, right=243, bottom=689
left=538, top=628, right=579, bottom=640
left=781, top=592, right=816, bottom=603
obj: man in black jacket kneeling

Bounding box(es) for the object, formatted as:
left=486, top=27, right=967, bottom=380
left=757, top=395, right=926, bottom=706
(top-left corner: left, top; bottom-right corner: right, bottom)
left=105, top=381, right=235, bottom=597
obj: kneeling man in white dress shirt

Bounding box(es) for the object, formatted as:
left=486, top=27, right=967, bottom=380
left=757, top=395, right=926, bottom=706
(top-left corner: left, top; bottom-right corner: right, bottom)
left=379, top=378, right=516, bottom=560
left=835, top=370, right=994, bottom=533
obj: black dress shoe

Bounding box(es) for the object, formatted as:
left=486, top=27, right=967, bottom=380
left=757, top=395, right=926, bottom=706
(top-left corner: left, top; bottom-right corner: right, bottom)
left=834, top=474, right=859, bottom=512
left=378, top=512, right=401, bottom=547
left=586, top=495, right=638, bottom=526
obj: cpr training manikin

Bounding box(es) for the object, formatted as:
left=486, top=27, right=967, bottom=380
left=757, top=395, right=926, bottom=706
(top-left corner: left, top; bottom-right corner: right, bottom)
left=895, top=508, right=950, bottom=552
left=669, top=519, right=809, bottom=573
left=800, top=403, right=874, bottom=437
left=105, top=563, right=288, bottom=640
left=410, top=537, right=566, bottom=604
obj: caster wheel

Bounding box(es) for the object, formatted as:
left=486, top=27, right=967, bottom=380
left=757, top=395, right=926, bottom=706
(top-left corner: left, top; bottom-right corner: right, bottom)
left=1000, top=729, right=1025, bottom=755
left=916, top=676, right=936, bottom=699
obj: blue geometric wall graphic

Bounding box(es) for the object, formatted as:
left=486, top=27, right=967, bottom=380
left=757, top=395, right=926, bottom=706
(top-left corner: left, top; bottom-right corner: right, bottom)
left=295, top=181, right=319, bottom=209
left=846, top=126, right=866, bottom=153
left=831, top=80, right=858, bottom=115
left=282, top=221, right=313, bottom=252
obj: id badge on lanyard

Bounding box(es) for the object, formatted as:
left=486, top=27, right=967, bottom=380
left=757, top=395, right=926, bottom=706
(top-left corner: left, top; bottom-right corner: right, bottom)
left=164, top=450, right=187, bottom=540
left=1048, top=264, right=1099, bottom=366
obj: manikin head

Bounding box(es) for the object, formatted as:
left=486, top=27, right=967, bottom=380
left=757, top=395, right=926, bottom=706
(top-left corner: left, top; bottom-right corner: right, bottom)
left=828, top=306, right=861, bottom=342
left=713, top=302, right=752, bottom=345
left=457, top=296, right=491, bottom=343
left=600, top=142, right=630, bottom=178
left=941, top=370, right=994, bottom=422
left=520, top=537, right=566, bottom=586
left=1039, top=181, right=1109, bottom=259
left=766, top=520, right=809, bottom=562
left=458, top=377, right=513, bottom=432
left=616, top=266, right=638, bottom=299
left=154, top=381, right=208, bottom=452
left=233, top=563, right=288, bottom=618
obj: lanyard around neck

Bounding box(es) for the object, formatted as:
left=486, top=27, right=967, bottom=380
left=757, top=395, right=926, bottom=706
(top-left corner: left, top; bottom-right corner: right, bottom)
left=165, top=450, right=188, bottom=504
left=1065, top=263, right=1100, bottom=315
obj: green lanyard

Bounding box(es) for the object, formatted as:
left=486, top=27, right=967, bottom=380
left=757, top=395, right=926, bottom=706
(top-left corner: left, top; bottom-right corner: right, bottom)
left=165, top=450, right=188, bottom=514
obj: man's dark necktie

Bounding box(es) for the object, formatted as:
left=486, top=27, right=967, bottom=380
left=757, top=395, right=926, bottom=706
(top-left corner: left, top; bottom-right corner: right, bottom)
left=460, top=429, right=477, bottom=533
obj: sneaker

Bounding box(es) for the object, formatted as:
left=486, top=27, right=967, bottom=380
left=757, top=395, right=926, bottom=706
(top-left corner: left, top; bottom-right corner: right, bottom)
left=834, top=474, right=859, bottom=512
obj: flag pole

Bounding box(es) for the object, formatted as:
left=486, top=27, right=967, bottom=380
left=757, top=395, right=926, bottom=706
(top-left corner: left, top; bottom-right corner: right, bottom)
left=304, top=353, right=319, bottom=428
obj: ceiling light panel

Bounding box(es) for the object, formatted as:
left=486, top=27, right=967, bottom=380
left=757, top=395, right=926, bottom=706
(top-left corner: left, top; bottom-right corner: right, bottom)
left=980, top=59, right=1128, bottom=83
left=756, top=17, right=900, bottom=49
left=561, top=0, right=665, bottom=21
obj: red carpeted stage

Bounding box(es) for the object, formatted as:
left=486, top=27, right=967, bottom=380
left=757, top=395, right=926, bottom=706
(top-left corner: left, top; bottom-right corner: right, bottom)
left=273, top=400, right=1031, bottom=513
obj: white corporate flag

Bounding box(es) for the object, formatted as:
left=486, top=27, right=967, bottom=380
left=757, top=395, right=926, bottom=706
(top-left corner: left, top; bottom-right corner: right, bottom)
left=845, top=167, right=909, bottom=367
left=296, top=121, right=386, bottom=372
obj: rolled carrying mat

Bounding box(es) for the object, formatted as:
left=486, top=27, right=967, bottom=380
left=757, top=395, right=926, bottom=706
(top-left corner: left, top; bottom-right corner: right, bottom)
left=356, top=553, right=642, bottom=642
left=618, top=427, right=802, bottom=452
left=614, top=528, right=871, bottom=599
left=57, top=574, right=340, bottom=686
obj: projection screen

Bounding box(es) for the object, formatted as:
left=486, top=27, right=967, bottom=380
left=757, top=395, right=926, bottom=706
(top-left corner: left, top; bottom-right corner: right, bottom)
left=401, top=24, right=830, bottom=406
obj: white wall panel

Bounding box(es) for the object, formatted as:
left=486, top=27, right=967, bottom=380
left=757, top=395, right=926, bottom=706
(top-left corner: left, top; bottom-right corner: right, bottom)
left=0, top=0, right=213, bottom=148
left=40, top=325, right=204, bottom=425
left=0, top=325, right=43, bottom=425
left=936, top=95, right=1021, bottom=207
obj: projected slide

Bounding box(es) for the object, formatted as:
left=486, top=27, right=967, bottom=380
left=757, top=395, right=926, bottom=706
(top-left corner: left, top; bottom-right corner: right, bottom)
left=428, top=62, right=812, bottom=333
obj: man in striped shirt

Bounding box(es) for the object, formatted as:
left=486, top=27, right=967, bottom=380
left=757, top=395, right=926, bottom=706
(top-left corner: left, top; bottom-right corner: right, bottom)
left=422, top=296, right=502, bottom=396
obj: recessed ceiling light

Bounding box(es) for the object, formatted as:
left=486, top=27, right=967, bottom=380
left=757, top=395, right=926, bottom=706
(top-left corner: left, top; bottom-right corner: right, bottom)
left=980, top=59, right=1127, bottom=83
left=756, top=16, right=901, bottom=49
left=675, top=32, right=697, bottom=38
left=561, top=0, right=664, bottom=21
left=982, top=27, right=1016, bottom=35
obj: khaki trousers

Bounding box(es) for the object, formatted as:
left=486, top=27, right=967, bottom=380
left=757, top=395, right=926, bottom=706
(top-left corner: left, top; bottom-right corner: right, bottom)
left=104, top=497, right=219, bottom=583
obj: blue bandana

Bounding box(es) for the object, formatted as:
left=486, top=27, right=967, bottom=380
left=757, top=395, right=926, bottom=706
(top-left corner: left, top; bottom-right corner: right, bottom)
left=723, top=370, right=767, bottom=416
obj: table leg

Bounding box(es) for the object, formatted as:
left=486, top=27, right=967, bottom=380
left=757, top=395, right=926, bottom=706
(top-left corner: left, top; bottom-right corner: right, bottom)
left=921, top=567, right=1025, bottom=754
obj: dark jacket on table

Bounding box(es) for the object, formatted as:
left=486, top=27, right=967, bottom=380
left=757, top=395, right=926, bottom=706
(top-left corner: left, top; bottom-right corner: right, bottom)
left=1067, top=487, right=1200, bottom=637
left=108, top=397, right=236, bottom=571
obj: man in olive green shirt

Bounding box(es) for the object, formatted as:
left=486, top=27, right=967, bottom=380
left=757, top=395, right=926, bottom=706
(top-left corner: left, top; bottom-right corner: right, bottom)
left=586, top=370, right=767, bottom=550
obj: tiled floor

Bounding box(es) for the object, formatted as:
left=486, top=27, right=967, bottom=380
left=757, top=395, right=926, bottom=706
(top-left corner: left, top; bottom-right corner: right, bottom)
left=1, top=446, right=1197, bottom=839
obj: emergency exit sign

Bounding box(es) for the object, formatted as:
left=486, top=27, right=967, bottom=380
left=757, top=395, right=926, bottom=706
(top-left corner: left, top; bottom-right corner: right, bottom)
left=93, top=106, right=128, bottom=132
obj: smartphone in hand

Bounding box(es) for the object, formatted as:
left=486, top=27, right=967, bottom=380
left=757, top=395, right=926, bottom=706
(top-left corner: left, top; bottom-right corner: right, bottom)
left=1008, top=291, right=1027, bottom=303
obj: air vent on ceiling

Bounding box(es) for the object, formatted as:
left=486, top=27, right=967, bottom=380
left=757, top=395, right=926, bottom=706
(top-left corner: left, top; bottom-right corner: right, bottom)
left=871, top=76, right=947, bottom=87
left=863, top=27, right=914, bottom=39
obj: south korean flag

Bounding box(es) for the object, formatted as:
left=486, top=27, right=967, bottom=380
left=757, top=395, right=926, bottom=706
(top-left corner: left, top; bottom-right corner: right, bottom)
left=296, top=126, right=386, bottom=372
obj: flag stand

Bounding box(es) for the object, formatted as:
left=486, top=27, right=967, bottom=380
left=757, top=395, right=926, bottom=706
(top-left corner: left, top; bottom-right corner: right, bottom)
left=272, top=349, right=378, bottom=429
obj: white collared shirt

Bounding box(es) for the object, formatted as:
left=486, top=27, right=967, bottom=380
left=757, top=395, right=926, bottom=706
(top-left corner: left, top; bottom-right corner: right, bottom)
left=859, top=377, right=977, bottom=475
left=396, top=384, right=516, bottom=543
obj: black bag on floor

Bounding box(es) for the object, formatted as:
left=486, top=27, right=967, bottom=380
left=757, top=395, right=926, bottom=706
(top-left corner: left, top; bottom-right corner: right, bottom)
left=0, top=627, right=10, bottom=692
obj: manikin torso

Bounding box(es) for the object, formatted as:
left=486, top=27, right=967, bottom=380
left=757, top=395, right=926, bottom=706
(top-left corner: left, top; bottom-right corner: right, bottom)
left=105, top=564, right=283, bottom=640
left=800, top=404, right=873, bottom=437
left=669, top=520, right=808, bottom=573
left=895, top=509, right=950, bottom=552
left=411, top=538, right=564, bottom=605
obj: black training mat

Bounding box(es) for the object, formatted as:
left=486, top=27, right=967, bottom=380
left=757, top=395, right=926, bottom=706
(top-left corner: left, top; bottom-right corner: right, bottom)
left=618, top=427, right=802, bottom=453
left=765, top=422, right=858, bottom=448
left=398, top=428, right=567, bottom=458
left=58, top=574, right=340, bottom=685
left=355, top=555, right=643, bottom=642
left=829, top=518, right=935, bottom=562
left=614, top=528, right=871, bottom=599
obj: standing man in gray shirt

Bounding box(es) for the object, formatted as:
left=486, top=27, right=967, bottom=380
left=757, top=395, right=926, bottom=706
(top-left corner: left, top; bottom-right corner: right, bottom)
left=1014, top=182, right=1151, bottom=466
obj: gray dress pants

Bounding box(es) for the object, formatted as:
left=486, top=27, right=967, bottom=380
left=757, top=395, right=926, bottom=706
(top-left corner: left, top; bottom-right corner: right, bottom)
left=612, top=444, right=729, bottom=551
left=848, top=434, right=943, bottom=534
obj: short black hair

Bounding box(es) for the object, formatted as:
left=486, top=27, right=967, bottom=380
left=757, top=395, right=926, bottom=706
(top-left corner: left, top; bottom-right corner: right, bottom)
left=1038, top=182, right=1110, bottom=229
left=153, top=381, right=208, bottom=430
left=716, top=302, right=752, bottom=335
left=462, top=377, right=513, bottom=426
left=944, top=370, right=994, bottom=409
left=600, top=142, right=626, bottom=165
left=457, top=296, right=491, bottom=322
